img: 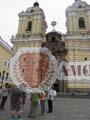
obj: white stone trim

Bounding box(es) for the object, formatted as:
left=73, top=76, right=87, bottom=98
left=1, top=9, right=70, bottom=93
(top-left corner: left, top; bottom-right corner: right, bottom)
left=0, top=37, right=12, bottom=54
left=65, top=35, right=90, bottom=40
left=66, top=47, right=90, bottom=51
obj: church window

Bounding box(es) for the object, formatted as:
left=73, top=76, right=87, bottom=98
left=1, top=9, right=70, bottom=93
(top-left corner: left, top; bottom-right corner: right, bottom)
left=84, top=57, right=87, bottom=61
left=78, top=4, right=82, bottom=8
left=30, top=9, right=34, bottom=13
left=51, top=37, right=56, bottom=42
left=26, top=21, right=32, bottom=31
left=4, top=60, right=10, bottom=68
left=79, top=17, right=86, bottom=28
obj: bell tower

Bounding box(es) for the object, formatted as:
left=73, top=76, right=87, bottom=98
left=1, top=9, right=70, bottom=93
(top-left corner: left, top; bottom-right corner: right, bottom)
left=65, top=0, right=90, bottom=35
left=65, top=0, right=90, bottom=62
left=11, top=2, right=47, bottom=53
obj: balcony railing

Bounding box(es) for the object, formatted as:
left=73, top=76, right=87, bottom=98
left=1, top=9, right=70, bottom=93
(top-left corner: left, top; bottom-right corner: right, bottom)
left=11, top=33, right=45, bottom=42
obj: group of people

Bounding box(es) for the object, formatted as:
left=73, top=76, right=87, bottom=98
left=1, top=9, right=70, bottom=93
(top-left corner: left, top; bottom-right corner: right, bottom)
left=0, top=83, right=57, bottom=120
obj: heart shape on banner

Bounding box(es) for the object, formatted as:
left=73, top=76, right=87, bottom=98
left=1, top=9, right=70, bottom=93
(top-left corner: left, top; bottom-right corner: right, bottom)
left=19, top=53, right=49, bottom=87
left=10, top=47, right=58, bottom=93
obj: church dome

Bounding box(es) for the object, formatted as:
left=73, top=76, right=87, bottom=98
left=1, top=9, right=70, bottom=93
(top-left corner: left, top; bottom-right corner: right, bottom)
left=66, top=0, right=89, bottom=11
left=20, top=1, right=44, bottom=17
left=33, top=1, right=39, bottom=7
left=46, top=31, right=64, bottom=37
left=72, top=0, right=88, bottom=8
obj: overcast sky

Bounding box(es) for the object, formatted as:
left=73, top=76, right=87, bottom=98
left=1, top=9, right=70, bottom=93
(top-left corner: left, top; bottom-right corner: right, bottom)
left=0, top=0, right=90, bottom=46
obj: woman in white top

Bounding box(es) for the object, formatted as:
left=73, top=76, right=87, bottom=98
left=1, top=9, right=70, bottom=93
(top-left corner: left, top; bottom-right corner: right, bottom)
left=47, top=88, right=56, bottom=113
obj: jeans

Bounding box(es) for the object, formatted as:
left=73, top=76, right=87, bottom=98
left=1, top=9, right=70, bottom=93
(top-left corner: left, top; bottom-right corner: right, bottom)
left=40, top=100, right=45, bottom=115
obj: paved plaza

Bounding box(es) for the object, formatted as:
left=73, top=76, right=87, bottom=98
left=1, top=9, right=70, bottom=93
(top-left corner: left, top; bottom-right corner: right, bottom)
left=0, top=96, right=90, bottom=120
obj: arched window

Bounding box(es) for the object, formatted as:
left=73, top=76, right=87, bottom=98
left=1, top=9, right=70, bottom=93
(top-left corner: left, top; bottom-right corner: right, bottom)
left=84, top=57, right=87, bottom=61
left=4, top=60, right=10, bottom=68
left=51, top=37, right=56, bottom=42
left=26, top=21, right=32, bottom=31
left=79, top=17, right=86, bottom=28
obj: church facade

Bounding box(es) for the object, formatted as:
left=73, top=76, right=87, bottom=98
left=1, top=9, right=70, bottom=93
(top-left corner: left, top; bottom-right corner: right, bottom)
left=9, top=0, right=90, bottom=92
left=65, top=0, right=90, bottom=92
left=10, top=1, right=68, bottom=92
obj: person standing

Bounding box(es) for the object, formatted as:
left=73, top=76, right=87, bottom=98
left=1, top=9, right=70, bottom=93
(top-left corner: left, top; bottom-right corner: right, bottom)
left=0, top=83, right=8, bottom=110
left=39, top=92, right=47, bottom=115
left=10, top=85, right=24, bottom=120
left=47, top=88, right=56, bottom=113
left=28, top=93, right=39, bottom=118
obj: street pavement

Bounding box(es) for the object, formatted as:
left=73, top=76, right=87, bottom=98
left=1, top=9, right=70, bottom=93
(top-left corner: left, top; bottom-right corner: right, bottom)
left=0, top=96, right=90, bottom=120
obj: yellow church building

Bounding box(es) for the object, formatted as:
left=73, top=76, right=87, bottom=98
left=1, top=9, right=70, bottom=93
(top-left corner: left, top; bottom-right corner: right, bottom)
left=10, top=0, right=90, bottom=92
left=0, top=36, right=13, bottom=83
left=65, top=0, right=90, bottom=92
left=0, top=0, right=90, bottom=92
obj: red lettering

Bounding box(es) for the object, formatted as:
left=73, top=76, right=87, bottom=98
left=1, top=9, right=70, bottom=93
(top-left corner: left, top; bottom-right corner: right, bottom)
left=77, top=65, right=81, bottom=76
left=83, top=65, right=88, bottom=76
left=63, top=65, right=68, bottom=76
left=71, top=65, right=76, bottom=75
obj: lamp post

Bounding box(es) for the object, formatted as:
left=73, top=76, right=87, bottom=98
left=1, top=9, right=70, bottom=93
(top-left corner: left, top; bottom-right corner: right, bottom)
left=0, top=72, right=1, bottom=79
left=0, top=72, right=1, bottom=83
left=6, top=72, right=9, bottom=81
left=1, top=70, right=5, bottom=86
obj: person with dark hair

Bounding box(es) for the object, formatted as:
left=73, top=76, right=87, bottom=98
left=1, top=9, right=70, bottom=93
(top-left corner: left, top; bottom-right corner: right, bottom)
left=10, top=85, right=24, bottom=120
left=47, top=88, right=56, bottom=113
left=0, top=83, right=8, bottom=110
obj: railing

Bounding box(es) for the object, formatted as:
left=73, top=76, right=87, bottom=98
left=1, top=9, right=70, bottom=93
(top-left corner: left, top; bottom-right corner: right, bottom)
left=11, top=33, right=44, bottom=40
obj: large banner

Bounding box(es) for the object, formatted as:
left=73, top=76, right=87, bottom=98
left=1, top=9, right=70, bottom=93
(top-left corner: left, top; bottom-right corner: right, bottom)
left=10, top=47, right=57, bottom=93
left=58, top=61, right=90, bottom=81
